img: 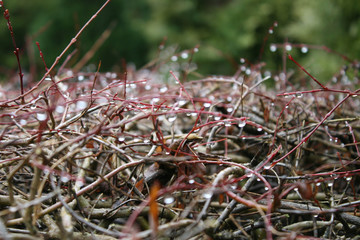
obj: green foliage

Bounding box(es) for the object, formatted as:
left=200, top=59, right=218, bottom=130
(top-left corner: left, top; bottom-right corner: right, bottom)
left=1, top=0, right=359, bottom=81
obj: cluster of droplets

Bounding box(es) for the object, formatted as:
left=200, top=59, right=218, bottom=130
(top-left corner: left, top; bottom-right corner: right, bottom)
left=269, top=44, right=309, bottom=54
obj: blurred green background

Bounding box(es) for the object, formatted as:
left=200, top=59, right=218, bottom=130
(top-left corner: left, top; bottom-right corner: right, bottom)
left=1, top=0, right=360, bottom=82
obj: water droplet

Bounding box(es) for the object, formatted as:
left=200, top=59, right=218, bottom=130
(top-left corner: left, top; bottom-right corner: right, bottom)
left=181, top=52, right=189, bottom=59
left=191, top=112, right=197, bottom=117
left=285, top=44, right=292, bottom=51
left=346, top=176, right=352, bottom=182
left=30, top=105, right=36, bottom=110
left=238, top=120, right=246, bottom=128
left=256, top=178, right=261, bottom=182
left=76, top=101, right=87, bottom=110
left=264, top=187, right=269, bottom=191
left=167, top=115, right=177, bottom=123
left=66, top=70, right=73, bottom=77
left=189, top=179, right=195, bottom=184
left=214, top=116, right=221, bottom=121
left=76, top=179, right=84, bottom=187
left=151, top=97, right=160, bottom=104
left=164, top=195, right=175, bottom=204
left=204, top=102, right=211, bottom=108
left=186, top=113, right=191, bottom=116
left=130, top=83, right=137, bottom=89
left=245, top=69, right=251, bottom=75
left=301, top=46, right=308, bottom=53
left=268, top=29, right=273, bottom=34
left=285, top=105, right=289, bottom=109
left=45, top=77, right=51, bottom=81
left=37, top=113, right=47, bottom=121
left=78, top=75, right=85, bottom=81
left=341, top=143, right=345, bottom=148
left=193, top=47, right=199, bottom=53
left=226, top=107, right=233, bottom=113
left=56, top=106, right=65, bottom=113
left=61, top=174, right=70, bottom=183
left=329, top=138, right=333, bottom=142
left=316, top=182, right=321, bottom=186
left=202, top=191, right=213, bottom=199
left=264, top=165, right=271, bottom=170
left=144, top=139, right=150, bottom=144
left=160, top=86, right=168, bottom=93
left=296, top=92, right=303, bottom=98
left=20, top=119, right=27, bottom=125
left=264, top=71, right=272, bottom=78
left=327, top=182, right=333, bottom=187
left=270, top=44, right=277, bottom=52
left=257, top=127, right=263, bottom=132
left=118, top=136, right=125, bottom=142
left=226, top=96, right=232, bottom=102
left=145, top=85, right=152, bottom=90
left=314, top=214, right=318, bottom=218
left=224, top=121, right=232, bottom=127
left=240, top=58, right=245, bottom=63
left=171, top=56, right=178, bottom=62
left=9, top=206, right=17, bottom=213
left=178, top=99, right=187, bottom=106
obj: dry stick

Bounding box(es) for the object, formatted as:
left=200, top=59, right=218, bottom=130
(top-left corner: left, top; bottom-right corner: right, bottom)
left=6, top=159, right=145, bottom=226
left=0, top=0, right=111, bottom=106
left=23, top=163, right=42, bottom=235
left=49, top=176, right=125, bottom=238
left=214, top=147, right=279, bottom=231
left=197, top=166, right=245, bottom=221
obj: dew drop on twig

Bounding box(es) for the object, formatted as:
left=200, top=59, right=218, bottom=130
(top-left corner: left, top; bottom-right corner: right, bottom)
left=301, top=46, right=308, bottom=53
left=167, top=115, right=177, bottom=123
left=164, top=196, right=175, bottom=204
left=36, top=113, right=47, bottom=121
left=270, top=44, right=277, bottom=52
left=238, top=120, right=246, bottom=128
left=202, top=191, right=213, bottom=199
left=203, top=102, right=211, bottom=108
left=285, top=44, right=292, bottom=51
left=181, top=52, right=189, bottom=59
